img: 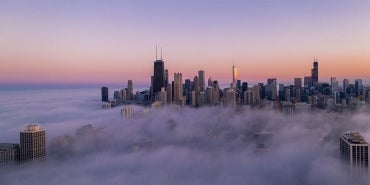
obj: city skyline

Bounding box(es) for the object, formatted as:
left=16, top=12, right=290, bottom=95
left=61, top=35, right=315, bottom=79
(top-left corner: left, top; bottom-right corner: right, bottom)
left=1, top=0, right=370, bottom=86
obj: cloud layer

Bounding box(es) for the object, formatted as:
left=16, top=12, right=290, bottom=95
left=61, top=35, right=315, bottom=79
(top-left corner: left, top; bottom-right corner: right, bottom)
left=1, top=88, right=370, bottom=185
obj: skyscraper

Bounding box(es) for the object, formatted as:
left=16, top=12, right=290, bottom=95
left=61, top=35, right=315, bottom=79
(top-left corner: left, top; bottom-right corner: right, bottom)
left=20, top=124, right=46, bottom=162
left=294, top=78, right=302, bottom=88
left=101, top=87, right=109, bottom=102
left=193, top=75, right=200, bottom=107
left=340, top=132, right=369, bottom=174
left=174, top=73, right=183, bottom=103
left=266, top=78, right=277, bottom=100
left=0, top=143, right=19, bottom=165
left=127, top=80, right=134, bottom=101
left=152, top=47, right=165, bottom=100
left=198, top=70, right=205, bottom=92
left=232, top=63, right=238, bottom=88
left=225, top=88, right=236, bottom=109
left=311, top=58, right=319, bottom=86
left=355, top=79, right=363, bottom=97
left=343, top=79, right=350, bottom=95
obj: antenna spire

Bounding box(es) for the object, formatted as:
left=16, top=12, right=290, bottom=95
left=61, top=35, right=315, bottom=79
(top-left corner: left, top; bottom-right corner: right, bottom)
left=161, top=47, right=163, bottom=60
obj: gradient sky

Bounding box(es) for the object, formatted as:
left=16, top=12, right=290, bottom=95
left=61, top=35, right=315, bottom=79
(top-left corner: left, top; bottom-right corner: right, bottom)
left=1, top=0, right=370, bottom=87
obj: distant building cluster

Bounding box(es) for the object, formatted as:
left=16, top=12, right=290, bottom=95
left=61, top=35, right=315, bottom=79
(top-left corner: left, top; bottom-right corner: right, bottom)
left=0, top=124, right=46, bottom=165
left=101, top=51, right=370, bottom=115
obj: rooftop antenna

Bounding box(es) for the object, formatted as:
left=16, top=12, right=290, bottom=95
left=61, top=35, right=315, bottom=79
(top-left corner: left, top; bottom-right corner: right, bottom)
left=161, top=47, right=163, bottom=60
left=156, top=45, right=158, bottom=60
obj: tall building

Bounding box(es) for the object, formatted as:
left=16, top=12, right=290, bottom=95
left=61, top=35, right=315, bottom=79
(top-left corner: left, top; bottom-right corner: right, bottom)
left=311, top=58, right=319, bottom=86
left=294, top=78, right=302, bottom=88
left=166, top=83, right=173, bottom=104
left=212, top=81, right=220, bottom=105
left=160, top=87, right=167, bottom=106
left=174, top=73, right=183, bottom=103
left=127, top=80, right=134, bottom=101
left=20, top=124, right=46, bottom=162
left=232, top=64, right=238, bottom=88
left=101, top=87, right=109, bottom=102
left=304, top=76, right=312, bottom=88
left=224, top=88, right=236, bottom=109
left=152, top=48, right=165, bottom=100
left=343, top=79, right=350, bottom=95
left=340, top=132, right=369, bottom=172
left=164, top=69, right=169, bottom=87
left=198, top=70, right=205, bottom=92
left=266, top=78, right=277, bottom=100
left=193, top=75, right=200, bottom=107
left=0, top=143, right=19, bottom=165
left=355, top=79, right=363, bottom=97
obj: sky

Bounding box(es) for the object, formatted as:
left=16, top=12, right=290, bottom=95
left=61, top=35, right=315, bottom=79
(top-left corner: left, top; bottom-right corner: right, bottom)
left=1, top=0, right=370, bottom=87
left=1, top=88, right=370, bottom=184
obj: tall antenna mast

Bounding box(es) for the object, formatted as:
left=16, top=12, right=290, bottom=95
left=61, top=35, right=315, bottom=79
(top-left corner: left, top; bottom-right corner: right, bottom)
left=161, top=47, right=163, bottom=60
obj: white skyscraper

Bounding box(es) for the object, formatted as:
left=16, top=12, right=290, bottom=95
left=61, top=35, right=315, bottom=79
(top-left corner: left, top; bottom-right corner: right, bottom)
left=232, top=63, right=238, bottom=88
left=340, top=132, right=369, bottom=175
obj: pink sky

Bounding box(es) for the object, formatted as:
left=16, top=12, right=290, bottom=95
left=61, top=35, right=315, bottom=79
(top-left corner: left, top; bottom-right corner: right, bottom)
left=1, top=0, right=369, bottom=86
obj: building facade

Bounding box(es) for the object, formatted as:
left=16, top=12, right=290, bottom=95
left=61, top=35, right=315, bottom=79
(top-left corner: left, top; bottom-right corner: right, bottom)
left=20, top=124, right=46, bottom=162
left=0, top=143, right=19, bottom=165
left=340, top=132, right=369, bottom=173
left=101, top=86, right=109, bottom=102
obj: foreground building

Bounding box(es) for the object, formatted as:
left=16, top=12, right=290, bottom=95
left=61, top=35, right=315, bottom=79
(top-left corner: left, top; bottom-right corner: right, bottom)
left=20, top=124, right=46, bottom=162
left=340, top=132, right=369, bottom=175
left=0, top=143, right=20, bottom=165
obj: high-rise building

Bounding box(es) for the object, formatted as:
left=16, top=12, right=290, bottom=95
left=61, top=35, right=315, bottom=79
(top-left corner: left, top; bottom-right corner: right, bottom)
left=266, top=78, right=277, bottom=100
left=127, top=80, right=134, bottom=101
left=208, top=78, right=213, bottom=87
left=205, top=87, right=213, bottom=105
left=304, top=76, right=312, bottom=88
left=166, top=83, right=172, bottom=104
left=340, top=132, right=369, bottom=173
left=294, top=78, right=302, bottom=88
left=212, top=81, right=220, bottom=105
left=152, top=48, right=165, bottom=100
left=198, top=70, right=205, bottom=92
left=355, top=79, right=363, bottom=97
left=174, top=73, right=183, bottom=104
left=193, top=75, right=200, bottom=107
left=232, top=64, right=238, bottom=88
left=101, top=87, right=109, bottom=102
left=225, top=88, right=236, bottom=109
left=0, top=143, right=19, bottom=165
left=164, top=69, right=169, bottom=87
left=20, top=124, right=46, bottom=162
left=343, top=79, right=350, bottom=95
left=311, top=58, right=319, bottom=86
left=160, top=87, right=167, bottom=106
left=252, top=85, right=261, bottom=106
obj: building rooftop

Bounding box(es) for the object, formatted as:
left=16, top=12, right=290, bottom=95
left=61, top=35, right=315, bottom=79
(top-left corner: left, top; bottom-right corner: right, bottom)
left=21, top=124, right=43, bottom=133
left=0, top=143, right=19, bottom=151
left=341, top=132, right=368, bottom=144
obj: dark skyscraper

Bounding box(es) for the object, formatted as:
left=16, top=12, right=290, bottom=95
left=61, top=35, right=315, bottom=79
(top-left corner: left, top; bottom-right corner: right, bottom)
left=198, top=70, right=205, bottom=92
left=152, top=47, right=165, bottom=100
left=311, top=58, right=319, bottom=86
left=101, top=87, right=109, bottom=102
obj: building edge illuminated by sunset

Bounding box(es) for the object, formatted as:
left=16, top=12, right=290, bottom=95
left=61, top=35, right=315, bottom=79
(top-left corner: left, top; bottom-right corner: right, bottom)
left=20, top=124, right=46, bottom=162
